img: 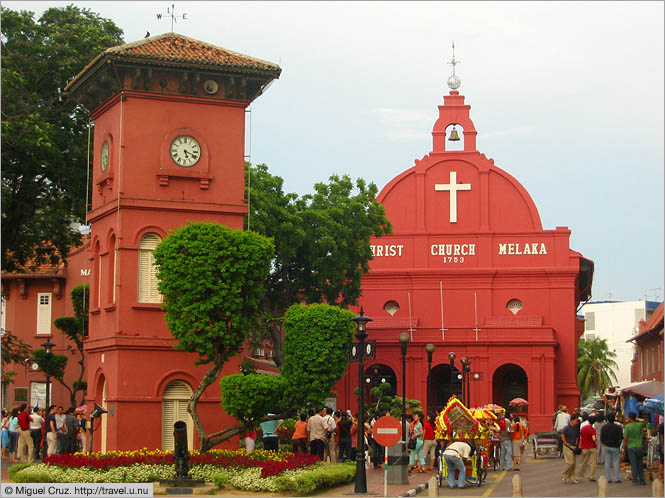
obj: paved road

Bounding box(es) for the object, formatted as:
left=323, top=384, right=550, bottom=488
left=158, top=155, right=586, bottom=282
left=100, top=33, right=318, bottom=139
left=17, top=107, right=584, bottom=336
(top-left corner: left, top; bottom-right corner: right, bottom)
left=421, top=447, right=656, bottom=497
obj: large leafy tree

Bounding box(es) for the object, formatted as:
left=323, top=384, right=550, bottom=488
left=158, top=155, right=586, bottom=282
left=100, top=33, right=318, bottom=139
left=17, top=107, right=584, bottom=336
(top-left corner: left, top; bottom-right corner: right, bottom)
left=53, top=284, right=89, bottom=408
left=1, top=6, right=124, bottom=272
left=577, top=337, right=619, bottom=399
left=153, top=222, right=274, bottom=452
left=246, top=164, right=392, bottom=365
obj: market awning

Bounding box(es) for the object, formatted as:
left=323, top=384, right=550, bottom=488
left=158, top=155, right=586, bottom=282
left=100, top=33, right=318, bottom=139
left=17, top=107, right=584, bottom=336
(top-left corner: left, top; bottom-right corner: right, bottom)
left=619, top=379, right=664, bottom=398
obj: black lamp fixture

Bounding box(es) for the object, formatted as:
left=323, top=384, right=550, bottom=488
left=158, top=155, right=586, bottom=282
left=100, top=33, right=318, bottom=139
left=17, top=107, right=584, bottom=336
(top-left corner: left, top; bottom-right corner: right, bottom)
left=425, top=344, right=435, bottom=415
left=350, top=308, right=373, bottom=494
left=448, top=351, right=456, bottom=386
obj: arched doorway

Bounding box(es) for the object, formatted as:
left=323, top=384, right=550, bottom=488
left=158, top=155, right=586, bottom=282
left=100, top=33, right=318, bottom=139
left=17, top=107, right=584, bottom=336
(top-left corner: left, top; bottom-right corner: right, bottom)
left=430, top=364, right=462, bottom=412
left=492, top=364, right=528, bottom=412
left=162, top=380, right=194, bottom=451
left=364, top=364, right=397, bottom=410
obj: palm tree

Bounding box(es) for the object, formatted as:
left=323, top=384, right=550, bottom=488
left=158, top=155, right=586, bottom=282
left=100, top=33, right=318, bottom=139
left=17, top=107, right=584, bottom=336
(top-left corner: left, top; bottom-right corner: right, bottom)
left=577, top=337, right=619, bottom=399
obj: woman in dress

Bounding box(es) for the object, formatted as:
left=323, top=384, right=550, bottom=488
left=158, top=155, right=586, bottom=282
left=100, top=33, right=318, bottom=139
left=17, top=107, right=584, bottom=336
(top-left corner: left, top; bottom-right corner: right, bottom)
left=510, top=415, right=529, bottom=471
left=8, top=407, right=20, bottom=463
left=408, top=412, right=426, bottom=473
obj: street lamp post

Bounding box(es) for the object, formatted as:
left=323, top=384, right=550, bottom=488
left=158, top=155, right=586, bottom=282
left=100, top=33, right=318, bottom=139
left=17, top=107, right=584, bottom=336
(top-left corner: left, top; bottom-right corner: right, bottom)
left=350, top=308, right=373, bottom=495
left=461, top=357, right=472, bottom=406
left=398, top=333, right=410, bottom=445
left=425, top=344, right=435, bottom=415
left=41, top=340, right=55, bottom=411
left=447, top=351, right=456, bottom=400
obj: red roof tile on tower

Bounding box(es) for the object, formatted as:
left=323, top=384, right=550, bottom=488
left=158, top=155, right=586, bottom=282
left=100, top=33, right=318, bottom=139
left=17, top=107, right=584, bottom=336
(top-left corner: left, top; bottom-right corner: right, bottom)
left=66, top=32, right=281, bottom=92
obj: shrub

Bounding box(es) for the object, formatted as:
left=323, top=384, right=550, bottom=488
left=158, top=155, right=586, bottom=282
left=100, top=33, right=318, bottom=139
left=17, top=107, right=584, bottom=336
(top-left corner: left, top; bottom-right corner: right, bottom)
left=9, top=463, right=33, bottom=480
left=274, top=461, right=356, bottom=496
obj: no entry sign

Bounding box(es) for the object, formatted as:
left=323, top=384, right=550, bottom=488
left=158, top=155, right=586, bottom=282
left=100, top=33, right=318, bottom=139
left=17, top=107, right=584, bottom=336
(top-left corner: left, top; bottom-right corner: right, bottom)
left=373, top=415, right=402, bottom=447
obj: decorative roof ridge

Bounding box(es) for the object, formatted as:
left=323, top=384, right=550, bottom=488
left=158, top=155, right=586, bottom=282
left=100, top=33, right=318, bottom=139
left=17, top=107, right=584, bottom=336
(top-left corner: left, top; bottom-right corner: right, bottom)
left=105, top=31, right=281, bottom=71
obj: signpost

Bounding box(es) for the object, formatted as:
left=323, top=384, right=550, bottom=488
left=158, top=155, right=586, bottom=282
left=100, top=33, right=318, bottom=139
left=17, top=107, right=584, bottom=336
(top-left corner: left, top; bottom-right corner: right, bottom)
left=373, top=416, right=403, bottom=497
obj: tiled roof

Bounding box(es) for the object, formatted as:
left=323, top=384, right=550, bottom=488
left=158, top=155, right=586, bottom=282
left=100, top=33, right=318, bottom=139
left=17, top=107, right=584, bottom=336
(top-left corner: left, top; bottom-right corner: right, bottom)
left=107, top=33, right=280, bottom=73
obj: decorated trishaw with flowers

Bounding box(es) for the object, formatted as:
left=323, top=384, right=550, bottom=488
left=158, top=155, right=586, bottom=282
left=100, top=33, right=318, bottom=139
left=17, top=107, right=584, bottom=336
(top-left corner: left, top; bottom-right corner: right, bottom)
left=435, top=396, right=491, bottom=487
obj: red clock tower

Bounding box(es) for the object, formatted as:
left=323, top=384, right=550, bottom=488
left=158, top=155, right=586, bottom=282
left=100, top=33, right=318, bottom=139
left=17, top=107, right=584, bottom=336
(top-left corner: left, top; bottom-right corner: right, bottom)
left=65, top=33, right=280, bottom=451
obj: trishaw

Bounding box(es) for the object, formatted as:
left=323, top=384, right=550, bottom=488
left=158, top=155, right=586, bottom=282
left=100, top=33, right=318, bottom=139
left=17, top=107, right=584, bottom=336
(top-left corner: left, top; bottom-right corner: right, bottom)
left=531, top=431, right=560, bottom=458
left=435, top=397, right=489, bottom=488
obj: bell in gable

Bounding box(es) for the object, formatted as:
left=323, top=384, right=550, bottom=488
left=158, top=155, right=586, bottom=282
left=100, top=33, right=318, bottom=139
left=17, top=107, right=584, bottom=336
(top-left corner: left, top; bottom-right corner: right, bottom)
left=448, top=127, right=461, bottom=142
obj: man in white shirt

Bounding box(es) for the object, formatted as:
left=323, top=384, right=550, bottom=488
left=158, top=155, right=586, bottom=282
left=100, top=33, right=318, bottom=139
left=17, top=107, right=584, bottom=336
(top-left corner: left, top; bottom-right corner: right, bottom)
left=29, top=407, right=44, bottom=460
left=54, top=406, right=66, bottom=454
left=553, top=405, right=571, bottom=457
left=307, top=408, right=327, bottom=460
left=442, top=441, right=474, bottom=489
left=323, top=407, right=337, bottom=463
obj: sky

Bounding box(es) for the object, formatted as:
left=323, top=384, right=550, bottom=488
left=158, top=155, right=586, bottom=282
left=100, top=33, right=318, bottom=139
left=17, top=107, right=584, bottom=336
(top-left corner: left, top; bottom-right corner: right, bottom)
left=6, top=1, right=664, bottom=304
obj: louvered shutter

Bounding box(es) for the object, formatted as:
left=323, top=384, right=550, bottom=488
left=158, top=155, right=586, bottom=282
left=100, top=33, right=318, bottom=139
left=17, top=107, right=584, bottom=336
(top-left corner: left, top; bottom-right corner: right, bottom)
left=138, top=233, right=162, bottom=303
left=162, top=381, right=193, bottom=451
left=36, top=293, right=52, bottom=334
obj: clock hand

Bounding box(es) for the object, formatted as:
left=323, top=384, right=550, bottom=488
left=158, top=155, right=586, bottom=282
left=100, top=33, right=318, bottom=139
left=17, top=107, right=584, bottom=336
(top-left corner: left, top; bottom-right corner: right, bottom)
left=183, top=149, right=190, bottom=158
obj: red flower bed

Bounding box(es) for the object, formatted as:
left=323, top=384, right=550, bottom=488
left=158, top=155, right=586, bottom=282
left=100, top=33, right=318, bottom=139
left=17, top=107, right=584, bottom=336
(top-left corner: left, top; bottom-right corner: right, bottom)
left=259, top=453, right=320, bottom=478
left=43, top=451, right=320, bottom=477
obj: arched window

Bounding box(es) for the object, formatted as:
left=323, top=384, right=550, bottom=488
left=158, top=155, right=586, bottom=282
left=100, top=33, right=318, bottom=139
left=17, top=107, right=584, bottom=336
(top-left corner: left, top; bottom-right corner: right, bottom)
left=108, top=234, right=116, bottom=304
left=162, top=380, right=194, bottom=451
left=137, top=233, right=162, bottom=303
left=93, top=240, right=101, bottom=309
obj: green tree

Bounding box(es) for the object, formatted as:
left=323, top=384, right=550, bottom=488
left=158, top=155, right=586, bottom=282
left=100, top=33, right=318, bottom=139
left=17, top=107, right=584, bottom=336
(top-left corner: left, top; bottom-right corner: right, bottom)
left=1, top=6, right=124, bottom=272
left=246, top=163, right=392, bottom=365
left=577, top=337, right=619, bottom=399
left=365, top=382, right=422, bottom=421
left=53, top=284, right=89, bottom=408
left=220, top=304, right=355, bottom=440
left=153, top=222, right=274, bottom=452
left=1, top=332, right=32, bottom=383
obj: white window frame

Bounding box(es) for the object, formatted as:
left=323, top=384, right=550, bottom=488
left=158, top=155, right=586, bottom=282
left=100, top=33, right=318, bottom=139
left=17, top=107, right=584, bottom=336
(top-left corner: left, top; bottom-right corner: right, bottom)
left=36, top=292, right=52, bottom=335
left=138, top=233, right=162, bottom=303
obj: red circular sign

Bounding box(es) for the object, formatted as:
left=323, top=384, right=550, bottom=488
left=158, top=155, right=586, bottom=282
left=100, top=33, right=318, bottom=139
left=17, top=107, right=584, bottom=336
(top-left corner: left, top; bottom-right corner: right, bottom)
left=372, top=415, right=403, bottom=447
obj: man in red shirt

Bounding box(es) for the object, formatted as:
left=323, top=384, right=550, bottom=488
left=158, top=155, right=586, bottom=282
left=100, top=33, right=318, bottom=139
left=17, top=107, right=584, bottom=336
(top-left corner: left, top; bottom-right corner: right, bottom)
left=577, top=415, right=597, bottom=482
left=16, top=403, right=34, bottom=463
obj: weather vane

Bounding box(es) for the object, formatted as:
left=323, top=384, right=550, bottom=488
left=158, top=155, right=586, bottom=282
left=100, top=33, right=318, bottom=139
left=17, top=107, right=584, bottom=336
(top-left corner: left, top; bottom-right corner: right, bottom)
left=157, top=4, right=188, bottom=32
left=446, top=41, right=461, bottom=91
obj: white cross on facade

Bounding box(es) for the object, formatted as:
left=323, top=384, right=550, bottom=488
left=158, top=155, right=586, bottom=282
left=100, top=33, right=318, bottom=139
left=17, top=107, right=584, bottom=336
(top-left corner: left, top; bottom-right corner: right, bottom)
left=434, top=171, right=471, bottom=223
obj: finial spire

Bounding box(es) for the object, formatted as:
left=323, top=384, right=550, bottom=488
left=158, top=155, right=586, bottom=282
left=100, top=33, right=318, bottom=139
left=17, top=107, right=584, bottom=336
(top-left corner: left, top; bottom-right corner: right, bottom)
left=447, top=41, right=461, bottom=91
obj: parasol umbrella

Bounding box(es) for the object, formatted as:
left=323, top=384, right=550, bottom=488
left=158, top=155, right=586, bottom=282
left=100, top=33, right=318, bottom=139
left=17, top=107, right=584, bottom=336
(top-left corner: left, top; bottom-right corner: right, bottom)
left=643, top=394, right=664, bottom=415
left=509, top=397, right=529, bottom=406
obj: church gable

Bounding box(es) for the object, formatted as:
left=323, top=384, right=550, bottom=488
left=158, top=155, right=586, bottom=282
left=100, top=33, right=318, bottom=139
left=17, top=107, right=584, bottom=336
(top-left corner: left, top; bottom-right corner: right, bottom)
left=379, top=154, right=543, bottom=236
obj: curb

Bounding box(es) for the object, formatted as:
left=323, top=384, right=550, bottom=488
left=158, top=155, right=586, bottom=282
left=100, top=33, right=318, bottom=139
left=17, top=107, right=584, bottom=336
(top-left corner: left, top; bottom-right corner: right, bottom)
left=399, top=480, right=429, bottom=497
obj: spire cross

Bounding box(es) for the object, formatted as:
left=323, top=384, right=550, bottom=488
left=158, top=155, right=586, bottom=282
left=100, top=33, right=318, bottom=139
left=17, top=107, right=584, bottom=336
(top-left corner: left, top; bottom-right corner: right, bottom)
left=447, top=41, right=460, bottom=76
left=157, top=3, right=188, bottom=32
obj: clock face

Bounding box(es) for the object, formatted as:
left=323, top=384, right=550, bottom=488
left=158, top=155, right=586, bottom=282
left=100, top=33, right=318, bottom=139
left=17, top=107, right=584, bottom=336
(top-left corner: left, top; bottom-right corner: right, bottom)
left=170, top=135, right=201, bottom=167
left=31, top=362, right=39, bottom=371
left=100, top=141, right=109, bottom=172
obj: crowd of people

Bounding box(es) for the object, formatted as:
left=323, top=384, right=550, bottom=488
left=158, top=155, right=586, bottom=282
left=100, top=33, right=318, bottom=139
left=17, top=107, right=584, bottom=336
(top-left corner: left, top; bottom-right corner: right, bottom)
left=1, top=404, right=88, bottom=463
left=552, top=404, right=664, bottom=486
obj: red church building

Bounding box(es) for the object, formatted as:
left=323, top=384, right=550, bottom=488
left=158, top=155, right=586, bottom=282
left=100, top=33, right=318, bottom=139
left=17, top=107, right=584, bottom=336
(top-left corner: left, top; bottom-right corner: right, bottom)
left=333, top=59, right=593, bottom=433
